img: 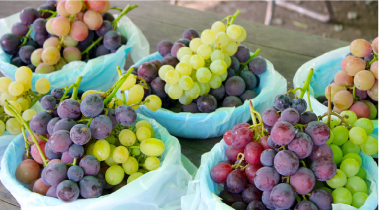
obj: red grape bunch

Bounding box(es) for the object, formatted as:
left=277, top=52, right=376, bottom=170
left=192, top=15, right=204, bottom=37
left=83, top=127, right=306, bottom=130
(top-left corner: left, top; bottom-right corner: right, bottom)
left=0, top=0, right=136, bottom=73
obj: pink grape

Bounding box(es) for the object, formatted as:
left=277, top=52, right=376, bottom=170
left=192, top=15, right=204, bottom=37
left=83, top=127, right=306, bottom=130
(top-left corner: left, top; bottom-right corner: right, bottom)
left=65, top=0, right=82, bottom=14
left=254, top=167, right=280, bottom=191
left=83, top=10, right=103, bottom=30
left=33, top=178, right=50, bottom=196
left=70, top=21, right=89, bottom=41
left=31, top=141, right=47, bottom=165
left=325, top=83, right=346, bottom=100
left=15, top=159, right=41, bottom=184
left=334, top=70, right=353, bottom=87
left=245, top=164, right=262, bottom=184
left=63, top=47, right=82, bottom=62
left=211, top=162, right=233, bottom=184
left=341, top=55, right=357, bottom=71
left=294, top=201, right=318, bottom=210
left=309, top=189, right=333, bottom=210
left=305, top=121, right=330, bottom=145
left=98, top=0, right=110, bottom=13
left=309, top=144, right=333, bottom=161
left=350, top=39, right=372, bottom=57
left=372, top=37, right=378, bottom=54
left=349, top=101, right=370, bottom=118
left=274, top=150, right=299, bottom=176
left=367, top=79, right=378, bottom=101
left=370, top=61, right=378, bottom=79
left=85, top=0, right=106, bottom=11
left=345, top=58, right=365, bottom=76
left=225, top=145, right=244, bottom=162
left=354, top=70, right=375, bottom=91
left=223, top=130, right=232, bottom=145
left=270, top=121, right=295, bottom=145
left=244, top=142, right=264, bottom=165
left=259, top=135, right=271, bottom=150
left=52, top=16, right=70, bottom=36
left=288, top=132, right=313, bottom=159
left=310, top=157, right=337, bottom=181
left=57, top=0, right=70, bottom=17
left=333, top=90, right=354, bottom=110
left=231, top=127, right=254, bottom=148
left=290, top=167, right=315, bottom=195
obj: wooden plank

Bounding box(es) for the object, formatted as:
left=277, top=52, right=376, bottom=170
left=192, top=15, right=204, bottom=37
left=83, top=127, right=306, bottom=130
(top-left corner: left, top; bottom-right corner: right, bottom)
left=0, top=201, right=19, bottom=210
left=0, top=181, right=19, bottom=207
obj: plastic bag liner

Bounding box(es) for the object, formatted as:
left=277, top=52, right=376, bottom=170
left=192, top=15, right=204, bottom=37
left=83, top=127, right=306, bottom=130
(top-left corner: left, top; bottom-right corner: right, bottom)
left=0, top=101, right=44, bottom=165
left=121, top=52, right=287, bottom=139
left=0, top=113, right=197, bottom=210
left=293, top=46, right=378, bottom=156
left=0, top=13, right=149, bottom=92
left=181, top=139, right=378, bottom=210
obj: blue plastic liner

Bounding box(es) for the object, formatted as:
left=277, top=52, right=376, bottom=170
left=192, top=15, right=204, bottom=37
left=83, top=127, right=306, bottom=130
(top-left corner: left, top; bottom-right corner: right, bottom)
left=0, top=13, right=149, bottom=92
left=181, top=139, right=378, bottom=210
left=121, top=52, right=287, bottom=139
left=0, top=114, right=197, bottom=210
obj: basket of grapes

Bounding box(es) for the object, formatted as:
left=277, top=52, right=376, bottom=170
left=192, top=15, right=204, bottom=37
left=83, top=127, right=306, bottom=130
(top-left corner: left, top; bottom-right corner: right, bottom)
left=293, top=38, right=378, bottom=141
left=0, top=1, right=149, bottom=92
left=0, top=67, right=196, bottom=209
left=181, top=89, right=378, bottom=210
left=119, top=11, right=287, bottom=139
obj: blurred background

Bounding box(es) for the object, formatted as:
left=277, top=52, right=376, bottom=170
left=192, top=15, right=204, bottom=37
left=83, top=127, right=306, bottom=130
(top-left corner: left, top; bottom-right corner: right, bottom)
left=173, top=0, right=378, bottom=42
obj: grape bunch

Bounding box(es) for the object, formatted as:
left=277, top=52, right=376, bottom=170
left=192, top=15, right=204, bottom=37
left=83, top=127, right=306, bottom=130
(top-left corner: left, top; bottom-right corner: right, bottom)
left=0, top=66, right=51, bottom=136
left=135, top=11, right=266, bottom=113
left=11, top=67, right=164, bottom=202
left=0, top=0, right=135, bottom=73
left=318, top=37, right=378, bottom=119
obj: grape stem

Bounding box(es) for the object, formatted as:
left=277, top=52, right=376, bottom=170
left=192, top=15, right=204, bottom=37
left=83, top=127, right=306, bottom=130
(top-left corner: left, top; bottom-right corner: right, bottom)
left=111, top=4, right=138, bottom=30
left=298, top=69, right=314, bottom=111
left=81, top=37, right=103, bottom=55
left=73, top=158, right=77, bottom=166
left=57, top=36, right=65, bottom=51
left=38, top=134, right=48, bottom=142
left=302, top=194, right=308, bottom=201
left=295, top=194, right=302, bottom=203
left=236, top=48, right=261, bottom=76
left=21, top=126, right=31, bottom=158
left=19, top=26, right=33, bottom=47
left=38, top=10, right=57, bottom=21
left=110, top=6, right=123, bottom=12
left=366, top=53, right=378, bottom=69
left=248, top=101, right=265, bottom=139
left=86, top=118, right=93, bottom=127
left=71, top=76, right=82, bottom=100
left=104, top=67, right=134, bottom=104
left=301, top=160, right=306, bottom=168
left=228, top=10, right=241, bottom=25
left=350, top=85, right=358, bottom=101
left=69, top=14, right=76, bottom=22
left=121, top=91, right=127, bottom=104
left=5, top=101, right=49, bottom=166
left=318, top=112, right=351, bottom=129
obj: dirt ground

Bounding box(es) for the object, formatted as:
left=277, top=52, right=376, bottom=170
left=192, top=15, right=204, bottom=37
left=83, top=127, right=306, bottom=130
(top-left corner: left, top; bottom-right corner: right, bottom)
left=176, top=0, right=378, bottom=43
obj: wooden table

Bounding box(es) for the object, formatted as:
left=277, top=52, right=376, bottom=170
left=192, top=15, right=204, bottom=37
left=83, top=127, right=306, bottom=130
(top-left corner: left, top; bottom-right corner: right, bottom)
left=0, top=1, right=349, bottom=209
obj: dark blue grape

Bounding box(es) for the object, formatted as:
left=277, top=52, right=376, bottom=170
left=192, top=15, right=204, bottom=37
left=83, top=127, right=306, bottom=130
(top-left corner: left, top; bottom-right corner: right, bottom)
left=226, top=169, right=246, bottom=193
left=38, top=4, right=55, bottom=19
left=103, top=30, right=121, bottom=50
left=364, top=53, right=374, bottom=62
left=197, top=94, right=217, bottom=113
left=90, top=115, right=112, bottom=139
left=248, top=56, right=267, bottom=75
left=260, top=149, right=276, bottom=167
left=309, top=189, right=333, bottom=210
left=230, top=56, right=240, bottom=72
left=95, top=44, right=110, bottom=57
left=41, top=95, right=56, bottom=110
left=79, top=176, right=103, bottom=198
left=222, top=96, right=243, bottom=107
left=26, top=40, right=38, bottom=48
left=11, top=22, right=29, bottom=36
left=274, top=150, right=299, bottom=176
left=299, top=111, right=318, bottom=124
left=274, top=94, right=291, bottom=110
left=351, top=88, right=367, bottom=101
left=246, top=201, right=266, bottom=210
left=262, top=190, right=275, bottom=209
left=32, top=18, right=47, bottom=34
left=175, top=38, right=190, bottom=47
left=27, top=63, right=36, bottom=72
left=46, top=185, right=57, bottom=198
left=142, top=83, right=151, bottom=100
left=34, top=32, right=48, bottom=47
left=10, top=56, right=25, bottom=67
left=95, top=172, right=107, bottom=189
left=44, top=141, right=61, bottom=159
left=242, top=184, right=262, bottom=204
left=161, top=55, right=179, bottom=67
left=151, top=77, right=167, bottom=99
left=19, top=45, right=35, bottom=64
left=233, top=45, right=250, bottom=63
left=96, top=20, right=112, bottom=37
left=76, top=30, right=94, bottom=51
left=171, top=42, right=185, bottom=58
left=291, top=98, right=307, bottom=114
left=181, top=103, right=200, bottom=113
left=20, top=7, right=38, bottom=25
left=57, top=99, right=81, bottom=119
left=227, top=68, right=236, bottom=79
left=79, top=155, right=100, bottom=176
left=69, top=144, right=84, bottom=159
left=67, top=165, right=84, bottom=182
left=157, top=40, right=173, bottom=57
left=231, top=202, right=247, bottom=210
left=239, top=90, right=258, bottom=101
left=182, top=28, right=199, bottom=40
left=51, top=88, right=64, bottom=99
left=49, top=130, right=73, bottom=154
left=46, top=0, right=57, bottom=6
left=106, top=108, right=117, bottom=129
left=101, top=12, right=114, bottom=22
left=270, top=183, right=296, bottom=209
left=42, top=162, right=67, bottom=186
left=267, top=135, right=280, bottom=151
left=209, top=84, right=225, bottom=100
left=138, top=62, right=158, bottom=83
left=225, top=76, right=246, bottom=96
left=0, top=33, right=20, bottom=55
left=54, top=118, right=76, bottom=133
left=149, top=60, right=163, bottom=71
left=56, top=180, right=79, bottom=202
left=240, top=71, right=257, bottom=90
left=47, top=117, right=60, bottom=135
left=294, top=201, right=318, bottom=210
left=115, top=105, right=137, bottom=127
left=70, top=124, right=91, bottom=145
left=80, top=93, right=104, bottom=118
left=30, top=111, right=52, bottom=134
left=281, top=108, right=300, bottom=125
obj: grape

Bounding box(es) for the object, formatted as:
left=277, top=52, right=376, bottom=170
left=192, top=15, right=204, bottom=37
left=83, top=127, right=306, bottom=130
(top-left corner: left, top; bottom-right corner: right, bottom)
left=32, top=18, right=47, bottom=35
left=69, top=124, right=91, bottom=145
left=62, top=150, right=75, bottom=164
left=112, top=146, right=129, bottom=163
left=179, top=103, right=198, bottom=113
left=69, top=22, right=89, bottom=43
left=361, top=136, right=378, bottom=156
left=83, top=10, right=103, bottom=30
left=254, top=167, right=280, bottom=191
left=57, top=0, right=70, bottom=17
left=333, top=90, right=354, bottom=110
left=11, top=22, right=29, bottom=36
left=352, top=192, right=368, bottom=208
left=341, top=55, right=357, bottom=70
left=30, top=141, right=47, bottom=165
left=51, top=16, right=70, bottom=36
left=338, top=110, right=357, bottom=125
left=294, top=201, right=318, bottom=210
left=309, top=144, right=333, bottom=161
left=248, top=57, right=267, bottom=75
left=138, top=62, right=157, bottom=83
left=79, top=93, right=104, bottom=118
left=170, top=42, right=185, bottom=58
left=370, top=61, right=378, bottom=79
left=225, top=76, right=245, bottom=96
left=325, top=83, right=346, bottom=101
left=270, top=183, right=296, bottom=209
left=326, top=169, right=347, bottom=189
left=239, top=71, right=257, bottom=90
left=332, top=187, right=352, bottom=205
left=29, top=111, right=52, bottom=135
left=10, top=57, right=24, bottom=67
left=226, top=169, right=246, bottom=194
left=287, top=132, right=313, bottom=159
left=18, top=45, right=35, bottom=65
left=274, top=150, right=299, bottom=176
left=105, top=165, right=125, bottom=185
left=15, top=159, right=40, bottom=184
left=0, top=77, right=10, bottom=92
left=51, top=88, right=64, bottom=100
left=346, top=58, right=366, bottom=76
left=38, top=3, right=55, bottom=18
left=342, top=145, right=361, bottom=160
left=57, top=99, right=81, bottom=119
left=41, top=95, right=56, bottom=111
left=49, top=130, right=73, bottom=153
left=67, top=165, right=84, bottom=182
left=354, top=70, right=375, bottom=91
left=271, top=121, right=295, bottom=145
left=349, top=127, right=367, bottom=145
left=222, top=96, right=242, bottom=107
left=290, top=167, right=315, bottom=195
left=367, top=79, right=378, bottom=101
left=162, top=55, right=179, bottom=67
left=225, top=145, right=244, bottom=163
left=230, top=126, right=253, bottom=149
left=20, top=7, right=38, bottom=25
left=273, top=94, right=291, bottom=111
left=245, top=201, right=265, bottom=210
left=46, top=185, right=57, bottom=198
left=68, top=144, right=84, bottom=159
left=262, top=108, right=280, bottom=127
left=140, top=138, right=165, bottom=156
left=8, top=81, right=24, bottom=97
left=232, top=45, right=249, bottom=63
left=122, top=156, right=138, bottom=175
left=210, top=162, right=232, bottom=183
left=334, top=70, right=354, bottom=87
left=175, top=38, right=190, bottom=47
left=231, top=202, right=247, bottom=210
left=145, top=156, right=160, bottom=171
left=330, top=144, right=343, bottom=164
left=115, top=105, right=136, bottom=127
left=62, top=35, right=78, bottom=48
left=79, top=155, right=100, bottom=176
left=282, top=108, right=300, bottom=125
left=177, top=47, right=193, bottom=61
left=56, top=180, right=79, bottom=202
left=361, top=100, right=377, bottom=119
left=311, top=157, right=337, bottom=181
left=34, top=32, right=49, bottom=47
left=35, top=63, right=55, bottom=74
left=79, top=176, right=103, bottom=198
left=209, top=84, right=225, bottom=100
left=350, top=39, right=372, bottom=57
left=182, top=28, right=199, bottom=40
left=0, top=33, right=20, bottom=55
left=260, top=149, right=276, bottom=167
left=42, top=162, right=67, bottom=186
left=340, top=157, right=360, bottom=177
left=63, top=46, right=82, bottom=62
left=305, top=121, right=330, bottom=145
left=219, top=190, right=244, bottom=206
left=346, top=176, right=368, bottom=195
left=157, top=40, right=173, bottom=57
left=309, top=189, right=333, bottom=210
left=65, top=0, right=82, bottom=14
left=6, top=117, right=21, bottom=134
left=89, top=115, right=112, bottom=140
left=240, top=90, right=258, bottom=102
left=331, top=126, right=348, bottom=146
left=45, top=141, right=61, bottom=159
left=356, top=167, right=367, bottom=180
left=196, top=94, right=217, bottom=113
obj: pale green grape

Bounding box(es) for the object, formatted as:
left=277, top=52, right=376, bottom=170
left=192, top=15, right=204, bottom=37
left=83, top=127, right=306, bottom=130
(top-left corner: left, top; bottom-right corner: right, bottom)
left=0, top=92, right=16, bottom=106
left=122, top=156, right=139, bottom=175
left=235, top=26, right=247, bottom=42
left=178, top=76, right=194, bottom=90
left=340, top=110, right=358, bottom=125
left=135, top=120, right=154, bottom=137
left=132, top=148, right=141, bottom=156
left=127, top=172, right=144, bottom=184
left=136, top=127, right=151, bottom=141
left=145, top=156, right=160, bottom=171
left=93, top=139, right=110, bottom=161
left=330, top=144, right=343, bottom=164
left=8, top=81, right=24, bottom=97
left=105, top=144, right=117, bottom=166
left=190, top=70, right=198, bottom=82
left=16, top=98, right=29, bottom=111
left=198, top=82, right=211, bottom=95
left=360, top=136, right=378, bottom=156
left=220, top=71, right=228, bottom=81
left=113, top=146, right=129, bottom=163
left=210, top=60, right=227, bottom=75
left=140, top=138, right=165, bottom=156
left=120, top=74, right=137, bottom=91
left=190, top=55, right=205, bottom=70
left=342, top=140, right=361, bottom=155
left=145, top=95, right=162, bottom=111
left=332, top=187, right=352, bottom=205
left=223, top=53, right=231, bottom=67
left=323, top=118, right=339, bottom=129
left=105, top=165, right=124, bottom=185
left=105, top=136, right=116, bottom=144
left=119, top=129, right=136, bottom=146
left=0, top=77, right=12, bottom=93
left=35, top=78, right=51, bottom=94
left=226, top=24, right=241, bottom=40
left=164, top=83, right=171, bottom=94
left=356, top=167, right=366, bottom=180
left=86, top=143, right=95, bottom=156
left=41, top=46, right=61, bottom=65
left=6, top=118, right=21, bottom=135
left=159, top=65, right=175, bottom=81
left=175, top=62, right=192, bottom=76
left=332, top=126, right=349, bottom=145
left=223, top=41, right=238, bottom=56
left=354, top=118, right=374, bottom=135
left=326, top=169, right=347, bottom=188
left=197, top=44, right=212, bottom=59
left=63, top=35, right=78, bottom=47
left=352, top=192, right=368, bottom=208
left=4, top=101, right=22, bottom=117
left=165, top=70, right=180, bottom=85
left=345, top=176, right=367, bottom=194
left=342, top=153, right=362, bottom=166
left=326, top=131, right=334, bottom=145
left=189, top=38, right=203, bottom=53
left=180, top=55, right=192, bottom=64
left=211, top=50, right=224, bottom=62
left=0, top=120, right=5, bottom=135
left=196, top=67, right=212, bottom=83
left=340, top=158, right=360, bottom=177
left=201, top=29, right=216, bottom=45
left=211, top=21, right=225, bottom=33
left=209, top=74, right=222, bottom=89
left=349, top=127, right=367, bottom=145
left=179, top=94, right=192, bottom=105
left=15, top=66, right=33, bottom=84
left=168, top=84, right=183, bottom=99
left=185, top=82, right=201, bottom=99
left=177, top=47, right=193, bottom=61
left=214, top=32, right=229, bottom=49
